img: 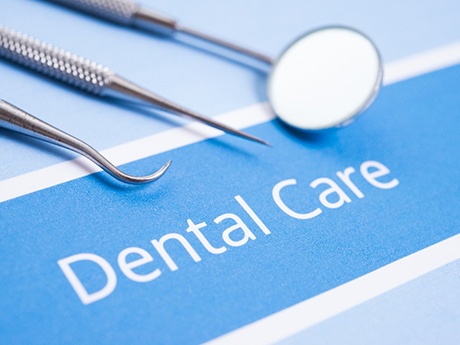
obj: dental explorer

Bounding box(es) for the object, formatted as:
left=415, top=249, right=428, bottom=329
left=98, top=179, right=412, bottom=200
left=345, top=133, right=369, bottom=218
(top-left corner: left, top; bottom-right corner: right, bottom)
left=0, top=27, right=268, bottom=146
left=45, top=0, right=383, bottom=131
left=0, top=99, right=171, bottom=184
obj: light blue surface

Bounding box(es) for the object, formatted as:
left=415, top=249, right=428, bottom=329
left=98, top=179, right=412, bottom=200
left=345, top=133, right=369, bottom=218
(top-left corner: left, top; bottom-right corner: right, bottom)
left=279, top=259, right=460, bottom=345
left=1, top=60, right=459, bottom=343
left=0, top=1, right=460, bottom=178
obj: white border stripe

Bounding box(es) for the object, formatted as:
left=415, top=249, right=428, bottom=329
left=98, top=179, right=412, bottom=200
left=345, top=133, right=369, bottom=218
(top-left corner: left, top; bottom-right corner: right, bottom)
left=383, top=41, right=460, bottom=84
left=205, top=234, right=460, bottom=345
left=1, top=41, right=460, bottom=202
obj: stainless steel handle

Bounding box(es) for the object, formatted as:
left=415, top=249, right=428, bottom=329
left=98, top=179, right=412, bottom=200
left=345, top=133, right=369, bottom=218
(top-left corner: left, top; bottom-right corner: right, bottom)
left=47, top=0, right=178, bottom=35
left=0, top=26, right=114, bottom=95
left=47, top=0, right=139, bottom=25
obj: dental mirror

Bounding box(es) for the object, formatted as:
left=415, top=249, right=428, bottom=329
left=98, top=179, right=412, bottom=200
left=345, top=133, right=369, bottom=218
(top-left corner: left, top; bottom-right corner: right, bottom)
left=268, top=26, right=383, bottom=130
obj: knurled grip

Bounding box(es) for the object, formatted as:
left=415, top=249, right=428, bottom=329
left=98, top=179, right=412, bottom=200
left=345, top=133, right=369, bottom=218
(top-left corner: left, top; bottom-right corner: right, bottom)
left=48, top=0, right=139, bottom=25
left=0, top=26, right=114, bottom=95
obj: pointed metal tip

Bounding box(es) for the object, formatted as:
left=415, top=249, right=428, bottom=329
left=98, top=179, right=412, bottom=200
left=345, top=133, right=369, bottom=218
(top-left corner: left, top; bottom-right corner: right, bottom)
left=251, top=136, right=272, bottom=147
left=256, top=137, right=272, bottom=147
left=235, top=130, right=272, bottom=147
left=147, top=159, right=172, bottom=182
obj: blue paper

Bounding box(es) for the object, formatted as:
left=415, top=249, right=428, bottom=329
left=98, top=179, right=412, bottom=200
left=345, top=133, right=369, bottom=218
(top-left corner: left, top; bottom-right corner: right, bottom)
left=1, top=1, right=460, bottom=344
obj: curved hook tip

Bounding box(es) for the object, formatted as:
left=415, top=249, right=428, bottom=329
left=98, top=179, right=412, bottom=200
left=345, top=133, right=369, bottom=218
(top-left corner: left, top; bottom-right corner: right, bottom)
left=116, top=159, right=172, bottom=184
left=144, top=159, right=172, bottom=183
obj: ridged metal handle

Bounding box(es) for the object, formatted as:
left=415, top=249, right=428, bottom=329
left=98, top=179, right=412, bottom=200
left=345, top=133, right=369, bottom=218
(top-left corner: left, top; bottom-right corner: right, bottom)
left=47, top=0, right=178, bottom=35
left=48, top=0, right=138, bottom=25
left=0, top=26, right=114, bottom=95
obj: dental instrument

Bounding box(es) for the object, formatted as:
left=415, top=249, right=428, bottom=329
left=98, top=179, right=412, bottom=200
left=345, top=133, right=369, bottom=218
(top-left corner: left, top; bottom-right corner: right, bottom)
left=0, top=99, right=171, bottom=184
left=0, top=27, right=268, bottom=145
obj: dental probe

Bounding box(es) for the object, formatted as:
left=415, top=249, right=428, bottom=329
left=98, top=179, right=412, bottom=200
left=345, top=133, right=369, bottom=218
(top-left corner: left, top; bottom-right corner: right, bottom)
left=44, top=0, right=383, bottom=131
left=46, top=0, right=274, bottom=64
left=0, top=99, right=171, bottom=184
left=0, top=27, right=268, bottom=146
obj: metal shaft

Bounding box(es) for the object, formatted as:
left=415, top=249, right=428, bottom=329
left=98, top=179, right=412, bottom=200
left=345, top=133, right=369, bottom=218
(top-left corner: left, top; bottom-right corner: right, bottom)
left=176, top=25, right=274, bottom=65
left=0, top=26, right=267, bottom=145
left=46, top=0, right=274, bottom=64
left=106, top=75, right=270, bottom=145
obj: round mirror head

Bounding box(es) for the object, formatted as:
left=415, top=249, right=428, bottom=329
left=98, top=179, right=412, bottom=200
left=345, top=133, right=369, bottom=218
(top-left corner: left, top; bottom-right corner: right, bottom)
left=268, top=26, right=382, bottom=131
